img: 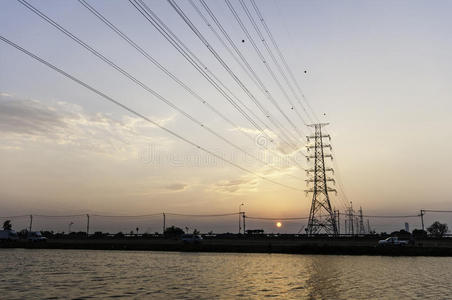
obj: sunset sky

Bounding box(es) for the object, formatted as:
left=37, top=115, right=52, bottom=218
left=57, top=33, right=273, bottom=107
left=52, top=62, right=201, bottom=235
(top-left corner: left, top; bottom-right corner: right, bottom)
left=1, top=0, right=451, bottom=233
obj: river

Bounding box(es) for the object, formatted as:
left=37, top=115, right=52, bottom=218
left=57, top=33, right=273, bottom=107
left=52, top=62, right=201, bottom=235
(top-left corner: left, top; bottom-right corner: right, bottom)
left=0, top=249, right=450, bottom=299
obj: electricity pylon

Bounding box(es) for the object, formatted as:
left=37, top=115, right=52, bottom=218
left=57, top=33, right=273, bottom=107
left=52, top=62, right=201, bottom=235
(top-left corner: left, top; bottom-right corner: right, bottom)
left=359, top=207, right=366, bottom=235
left=305, top=123, right=338, bottom=235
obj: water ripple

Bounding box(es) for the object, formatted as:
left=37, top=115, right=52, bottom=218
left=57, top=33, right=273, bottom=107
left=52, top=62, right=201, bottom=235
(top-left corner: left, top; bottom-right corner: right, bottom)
left=0, top=249, right=450, bottom=299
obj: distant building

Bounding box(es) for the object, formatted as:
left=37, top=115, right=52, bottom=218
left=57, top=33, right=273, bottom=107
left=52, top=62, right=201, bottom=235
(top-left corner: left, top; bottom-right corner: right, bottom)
left=405, top=222, right=410, bottom=232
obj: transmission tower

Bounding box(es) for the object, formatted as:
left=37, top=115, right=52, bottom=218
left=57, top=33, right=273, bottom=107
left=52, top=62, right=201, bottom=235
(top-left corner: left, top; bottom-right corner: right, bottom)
left=347, top=201, right=354, bottom=235
left=359, top=207, right=365, bottom=235
left=305, top=123, right=338, bottom=235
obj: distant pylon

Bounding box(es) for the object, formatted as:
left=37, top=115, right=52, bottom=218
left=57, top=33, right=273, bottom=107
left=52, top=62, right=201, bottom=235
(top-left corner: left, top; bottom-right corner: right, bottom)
left=305, top=123, right=338, bottom=235
left=347, top=202, right=354, bottom=235
left=359, top=207, right=365, bottom=235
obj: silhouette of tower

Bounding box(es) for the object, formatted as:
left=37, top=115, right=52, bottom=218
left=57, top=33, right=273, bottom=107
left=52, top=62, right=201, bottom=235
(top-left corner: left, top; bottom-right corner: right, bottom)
left=359, top=207, right=365, bottom=235
left=347, top=202, right=355, bottom=235
left=305, top=123, right=338, bottom=235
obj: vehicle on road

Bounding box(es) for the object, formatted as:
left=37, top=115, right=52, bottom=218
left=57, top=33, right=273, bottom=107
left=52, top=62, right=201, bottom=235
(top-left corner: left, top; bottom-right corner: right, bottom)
left=378, top=237, right=409, bottom=246
left=0, top=230, right=19, bottom=241
left=181, top=234, right=203, bottom=244
left=27, top=231, right=47, bottom=242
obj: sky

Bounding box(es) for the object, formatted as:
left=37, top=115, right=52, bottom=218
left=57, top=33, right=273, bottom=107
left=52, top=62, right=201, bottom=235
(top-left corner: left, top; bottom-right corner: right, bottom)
left=0, top=0, right=451, bottom=233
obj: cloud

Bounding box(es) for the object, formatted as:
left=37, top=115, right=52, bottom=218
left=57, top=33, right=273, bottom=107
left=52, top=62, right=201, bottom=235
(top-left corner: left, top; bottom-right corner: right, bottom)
left=164, top=183, right=187, bottom=191
left=0, top=94, right=73, bottom=135
left=0, top=93, right=176, bottom=158
left=214, top=178, right=258, bottom=193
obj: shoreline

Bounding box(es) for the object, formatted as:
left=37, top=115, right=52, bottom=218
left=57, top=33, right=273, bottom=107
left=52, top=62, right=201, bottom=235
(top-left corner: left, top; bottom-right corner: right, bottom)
left=2, top=238, right=452, bottom=256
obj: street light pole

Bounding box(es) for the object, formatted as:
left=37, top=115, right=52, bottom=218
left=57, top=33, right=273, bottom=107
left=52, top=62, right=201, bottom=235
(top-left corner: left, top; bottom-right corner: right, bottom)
left=239, top=203, right=244, bottom=234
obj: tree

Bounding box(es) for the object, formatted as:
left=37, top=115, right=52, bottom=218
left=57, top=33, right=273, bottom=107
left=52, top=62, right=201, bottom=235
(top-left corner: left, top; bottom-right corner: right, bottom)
left=164, top=226, right=184, bottom=237
left=427, top=221, right=448, bottom=238
left=2, top=220, right=12, bottom=231
left=193, top=229, right=200, bottom=235
left=412, top=229, right=427, bottom=239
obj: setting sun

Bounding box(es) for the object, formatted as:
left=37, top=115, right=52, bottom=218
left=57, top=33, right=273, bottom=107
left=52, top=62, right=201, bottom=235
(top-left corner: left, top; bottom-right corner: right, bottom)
left=276, top=222, right=282, bottom=228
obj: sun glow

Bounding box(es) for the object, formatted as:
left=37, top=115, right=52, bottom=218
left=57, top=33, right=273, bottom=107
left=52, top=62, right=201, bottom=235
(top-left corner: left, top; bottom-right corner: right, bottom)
left=276, top=222, right=282, bottom=228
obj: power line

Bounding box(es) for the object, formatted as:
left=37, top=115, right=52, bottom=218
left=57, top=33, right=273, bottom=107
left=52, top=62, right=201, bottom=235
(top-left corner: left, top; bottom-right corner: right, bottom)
left=237, top=0, right=309, bottom=125
left=188, top=0, right=310, bottom=166
left=341, top=213, right=419, bottom=219
left=18, top=0, right=301, bottom=180
left=77, top=0, right=239, bottom=138
left=77, top=0, right=304, bottom=180
left=92, top=213, right=162, bottom=218
left=33, top=214, right=87, bottom=218
left=193, top=0, right=307, bottom=132
left=0, top=34, right=304, bottom=192
left=246, top=216, right=309, bottom=220
left=215, top=0, right=306, bottom=139
left=253, top=0, right=318, bottom=122
left=248, top=0, right=315, bottom=123
left=129, top=0, right=298, bottom=151
left=166, top=0, right=304, bottom=147
left=0, top=210, right=427, bottom=220
left=0, top=215, right=30, bottom=219
left=166, top=212, right=239, bottom=217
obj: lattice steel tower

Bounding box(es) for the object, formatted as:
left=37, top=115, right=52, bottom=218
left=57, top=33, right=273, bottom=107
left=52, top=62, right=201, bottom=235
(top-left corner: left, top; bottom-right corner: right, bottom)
left=305, top=123, right=338, bottom=235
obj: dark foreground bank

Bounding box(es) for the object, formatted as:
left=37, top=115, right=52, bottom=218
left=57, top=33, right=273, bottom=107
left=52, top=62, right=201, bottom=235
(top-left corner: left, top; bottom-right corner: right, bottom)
left=2, top=238, right=452, bottom=256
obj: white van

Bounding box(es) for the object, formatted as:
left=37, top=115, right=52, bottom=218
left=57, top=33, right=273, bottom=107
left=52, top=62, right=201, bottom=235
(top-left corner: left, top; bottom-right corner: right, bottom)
left=0, top=230, right=19, bottom=241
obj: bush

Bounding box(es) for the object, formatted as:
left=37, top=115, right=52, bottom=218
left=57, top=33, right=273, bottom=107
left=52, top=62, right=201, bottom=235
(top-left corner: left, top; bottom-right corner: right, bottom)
left=412, top=229, right=427, bottom=238
left=164, top=226, right=184, bottom=237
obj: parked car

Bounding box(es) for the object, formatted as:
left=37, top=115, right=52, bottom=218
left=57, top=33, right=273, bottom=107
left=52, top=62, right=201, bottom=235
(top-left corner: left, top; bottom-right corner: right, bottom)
left=27, top=231, right=47, bottom=242
left=0, top=230, right=19, bottom=241
left=181, top=234, right=203, bottom=244
left=378, top=237, right=409, bottom=246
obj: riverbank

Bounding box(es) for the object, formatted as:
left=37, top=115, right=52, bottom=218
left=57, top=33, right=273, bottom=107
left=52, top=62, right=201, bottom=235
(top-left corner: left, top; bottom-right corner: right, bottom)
left=2, top=238, right=452, bottom=256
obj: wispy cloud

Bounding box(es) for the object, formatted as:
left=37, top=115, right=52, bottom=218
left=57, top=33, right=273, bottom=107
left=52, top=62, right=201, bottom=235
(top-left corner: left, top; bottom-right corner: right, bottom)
left=164, top=183, right=188, bottom=192
left=0, top=93, right=176, bottom=158
left=214, top=177, right=259, bottom=193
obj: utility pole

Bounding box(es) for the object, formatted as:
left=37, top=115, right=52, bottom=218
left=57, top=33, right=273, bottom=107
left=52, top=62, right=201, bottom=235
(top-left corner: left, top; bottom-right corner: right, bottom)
left=367, top=219, right=371, bottom=234
left=29, top=215, right=33, bottom=232
left=86, top=214, right=90, bottom=236
left=359, top=207, right=365, bottom=235
left=239, top=203, right=244, bottom=234
left=420, top=210, right=425, bottom=231
left=163, top=213, right=166, bottom=234
left=305, top=123, right=338, bottom=235
left=242, top=212, right=246, bottom=234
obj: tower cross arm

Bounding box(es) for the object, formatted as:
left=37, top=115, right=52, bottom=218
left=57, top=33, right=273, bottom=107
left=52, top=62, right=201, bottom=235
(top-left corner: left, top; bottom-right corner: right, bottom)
left=306, top=168, right=334, bottom=174
left=306, top=144, right=332, bottom=151
left=307, top=154, right=333, bottom=160
left=305, top=178, right=336, bottom=184
left=306, top=144, right=331, bottom=149
left=306, top=135, right=331, bottom=142
left=304, top=187, right=337, bottom=194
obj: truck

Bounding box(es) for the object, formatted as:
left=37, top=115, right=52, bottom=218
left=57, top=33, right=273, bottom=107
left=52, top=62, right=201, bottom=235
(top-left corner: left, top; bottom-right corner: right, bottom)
left=0, top=230, right=19, bottom=241
left=378, top=237, right=409, bottom=246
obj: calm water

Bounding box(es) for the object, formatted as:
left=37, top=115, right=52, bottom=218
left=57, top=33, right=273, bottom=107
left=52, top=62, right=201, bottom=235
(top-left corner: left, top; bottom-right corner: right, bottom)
left=0, top=249, right=451, bottom=299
